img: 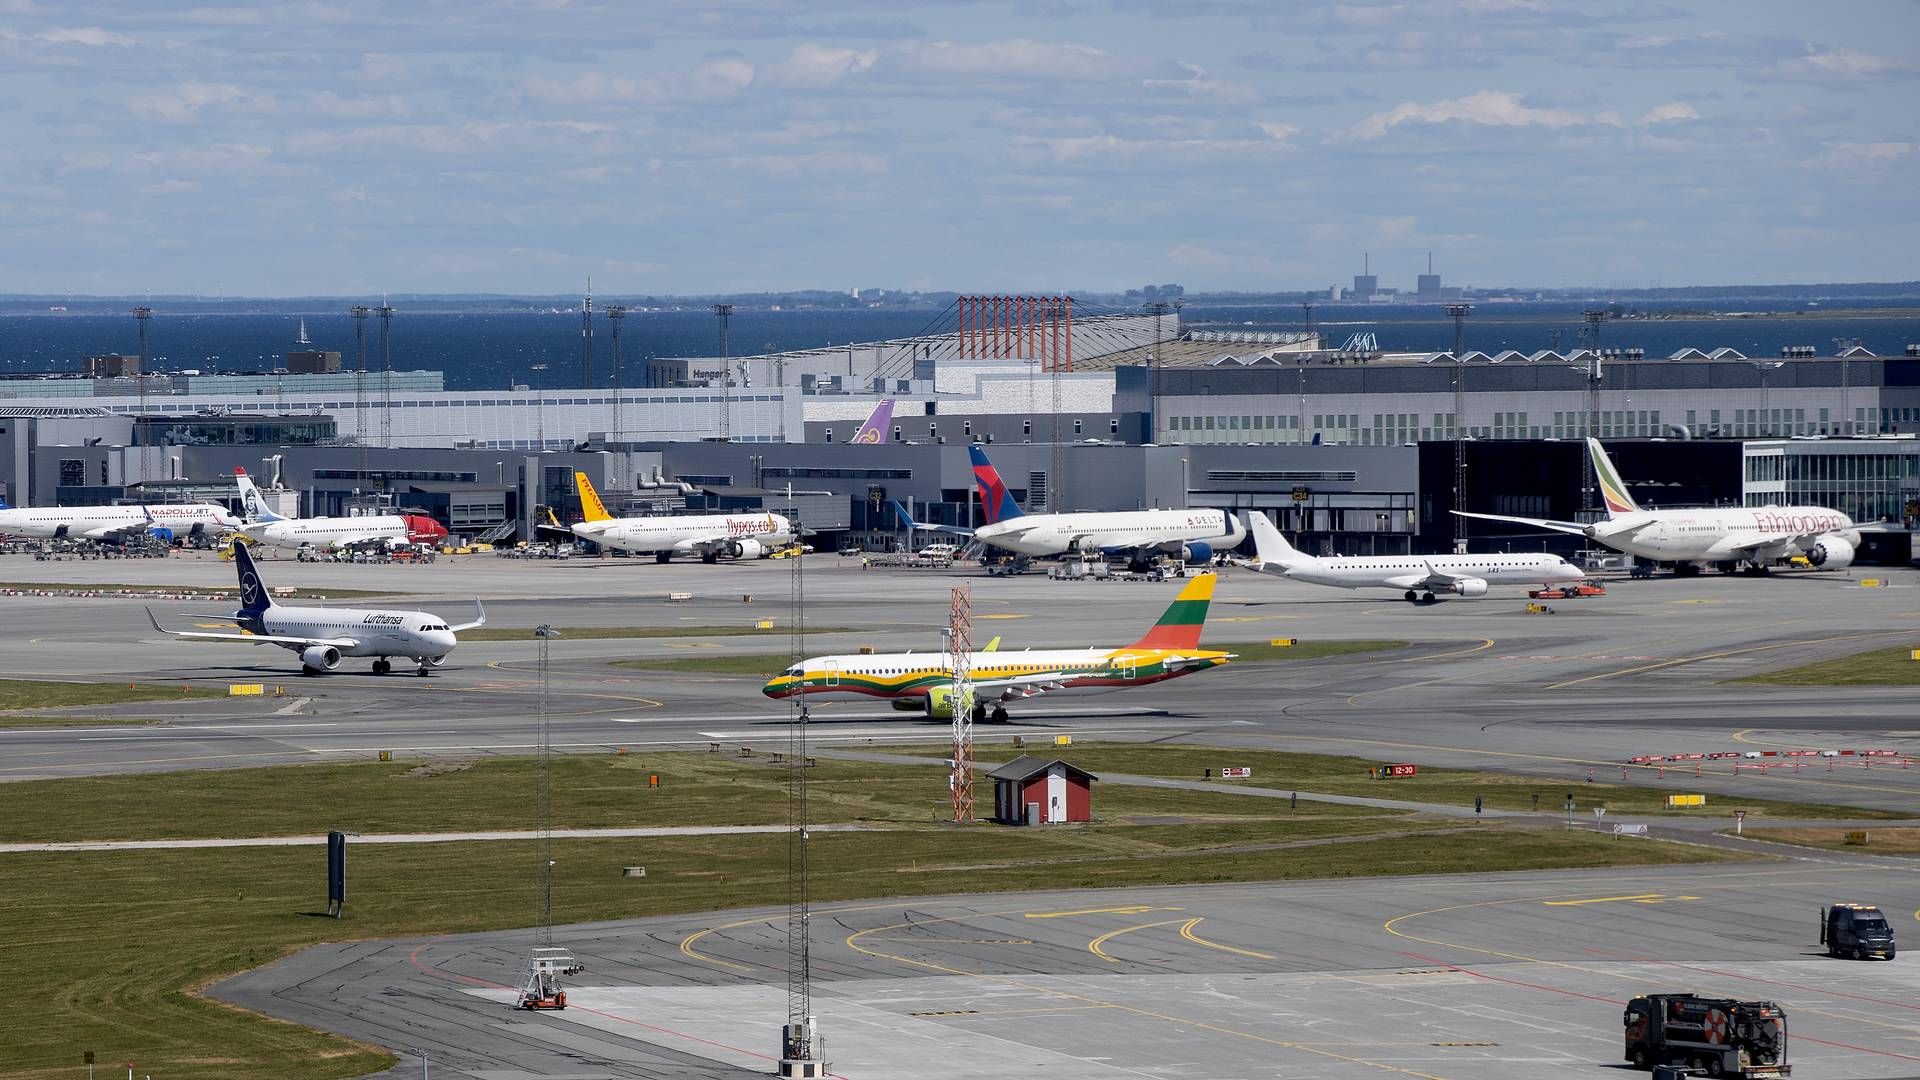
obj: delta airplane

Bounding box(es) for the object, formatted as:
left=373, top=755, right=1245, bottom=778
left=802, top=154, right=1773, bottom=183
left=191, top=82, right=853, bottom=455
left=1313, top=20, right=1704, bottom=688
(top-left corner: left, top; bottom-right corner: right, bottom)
left=147, top=540, right=485, bottom=675
left=762, top=573, right=1231, bottom=721
left=1458, top=438, right=1865, bottom=573
left=233, top=468, right=447, bottom=551
left=1243, top=512, right=1583, bottom=602
left=569, top=471, right=794, bottom=563
left=0, top=496, right=239, bottom=543
left=899, top=446, right=1245, bottom=565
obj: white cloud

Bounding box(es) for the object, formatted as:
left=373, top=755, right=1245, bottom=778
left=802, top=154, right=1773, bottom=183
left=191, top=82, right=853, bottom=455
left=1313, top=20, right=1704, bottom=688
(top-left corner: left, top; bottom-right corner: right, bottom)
left=902, top=38, right=1120, bottom=80
left=127, top=82, right=266, bottom=121
left=1353, top=90, right=1588, bottom=139
left=1800, top=48, right=1906, bottom=77
left=1812, top=141, right=1916, bottom=167
left=39, top=27, right=133, bottom=47
left=308, top=91, right=407, bottom=119
left=688, top=57, right=754, bottom=99
left=526, top=58, right=751, bottom=106
left=1639, top=102, right=1698, bottom=125
left=1256, top=121, right=1299, bottom=142
left=770, top=43, right=877, bottom=88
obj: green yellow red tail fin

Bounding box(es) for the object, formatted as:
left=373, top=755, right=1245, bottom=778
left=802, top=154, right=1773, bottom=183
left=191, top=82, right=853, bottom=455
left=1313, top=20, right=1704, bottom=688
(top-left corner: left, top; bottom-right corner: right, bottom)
left=1128, top=573, right=1217, bottom=651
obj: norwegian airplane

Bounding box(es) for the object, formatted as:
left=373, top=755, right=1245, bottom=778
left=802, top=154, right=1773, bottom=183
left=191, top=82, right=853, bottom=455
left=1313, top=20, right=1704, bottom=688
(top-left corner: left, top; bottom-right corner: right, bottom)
left=1243, top=511, right=1584, bottom=602
left=0, top=496, right=238, bottom=543
left=569, top=471, right=794, bottom=563
left=232, top=468, right=446, bottom=551
left=147, top=540, right=484, bottom=675
left=1458, top=438, right=1866, bottom=573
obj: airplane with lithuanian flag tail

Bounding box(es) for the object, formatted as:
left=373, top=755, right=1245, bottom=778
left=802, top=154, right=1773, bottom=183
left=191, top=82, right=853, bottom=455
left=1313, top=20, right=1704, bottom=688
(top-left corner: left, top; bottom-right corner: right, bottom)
left=762, top=573, right=1231, bottom=721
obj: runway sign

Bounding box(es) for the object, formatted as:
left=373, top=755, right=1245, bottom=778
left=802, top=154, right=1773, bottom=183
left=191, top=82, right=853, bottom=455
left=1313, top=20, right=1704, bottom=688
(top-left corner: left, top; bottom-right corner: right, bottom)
left=228, top=683, right=264, bottom=696
left=1381, top=763, right=1417, bottom=778
left=1666, top=794, right=1706, bottom=807
left=1845, top=830, right=1869, bottom=845
left=1220, top=766, right=1251, bottom=779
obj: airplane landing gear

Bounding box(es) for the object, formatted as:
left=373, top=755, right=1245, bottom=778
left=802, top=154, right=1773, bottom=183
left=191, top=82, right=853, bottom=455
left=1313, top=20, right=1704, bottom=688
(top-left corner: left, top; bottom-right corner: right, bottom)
left=372, top=658, right=391, bottom=675
left=1421, top=591, right=1436, bottom=603
left=701, top=551, right=719, bottom=564
left=655, top=551, right=672, bottom=564
left=1404, top=590, right=1418, bottom=602
left=991, top=706, right=1009, bottom=723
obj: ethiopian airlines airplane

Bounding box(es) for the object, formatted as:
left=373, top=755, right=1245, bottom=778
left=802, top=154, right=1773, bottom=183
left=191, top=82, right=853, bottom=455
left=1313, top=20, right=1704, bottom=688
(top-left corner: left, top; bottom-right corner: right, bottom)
left=569, top=471, right=793, bottom=563
left=147, top=540, right=484, bottom=675
left=1458, top=437, right=1865, bottom=573
left=234, top=468, right=446, bottom=551
left=899, top=445, right=1245, bottom=564
left=1244, top=512, right=1583, bottom=602
left=762, top=573, right=1231, bottom=721
left=0, top=497, right=239, bottom=543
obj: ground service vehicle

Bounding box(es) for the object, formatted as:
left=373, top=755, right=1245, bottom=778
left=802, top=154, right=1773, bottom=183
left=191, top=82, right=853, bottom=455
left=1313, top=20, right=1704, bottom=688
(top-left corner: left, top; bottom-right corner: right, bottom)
left=1624, top=994, right=1790, bottom=1077
left=1822, top=902, right=1896, bottom=959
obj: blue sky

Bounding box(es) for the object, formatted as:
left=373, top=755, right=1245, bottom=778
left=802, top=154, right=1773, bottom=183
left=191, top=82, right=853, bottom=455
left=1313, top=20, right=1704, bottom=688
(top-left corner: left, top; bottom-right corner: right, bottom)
left=1, top=0, right=1914, bottom=296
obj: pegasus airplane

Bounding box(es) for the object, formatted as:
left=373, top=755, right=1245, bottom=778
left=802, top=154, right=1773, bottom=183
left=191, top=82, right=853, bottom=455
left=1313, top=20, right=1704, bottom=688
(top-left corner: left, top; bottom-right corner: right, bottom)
left=1244, top=512, right=1583, bottom=602
left=234, top=468, right=446, bottom=551
left=1458, top=437, right=1865, bottom=573
left=569, top=471, right=794, bottom=563
left=847, top=399, right=895, bottom=444
left=763, top=573, right=1231, bottom=721
left=147, top=541, right=485, bottom=675
left=0, top=497, right=239, bottom=543
left=898, top=445, right=1244, bottom=565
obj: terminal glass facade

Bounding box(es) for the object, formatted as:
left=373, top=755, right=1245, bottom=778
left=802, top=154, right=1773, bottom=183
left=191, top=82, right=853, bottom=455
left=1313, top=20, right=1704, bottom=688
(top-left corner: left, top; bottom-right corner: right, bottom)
left=1742, top=441, right=1920, bottom=521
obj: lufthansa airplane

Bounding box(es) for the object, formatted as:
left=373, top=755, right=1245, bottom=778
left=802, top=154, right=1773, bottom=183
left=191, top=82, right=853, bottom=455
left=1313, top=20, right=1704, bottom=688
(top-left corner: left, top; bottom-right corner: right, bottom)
left=148, top=541, right=485, bottom=675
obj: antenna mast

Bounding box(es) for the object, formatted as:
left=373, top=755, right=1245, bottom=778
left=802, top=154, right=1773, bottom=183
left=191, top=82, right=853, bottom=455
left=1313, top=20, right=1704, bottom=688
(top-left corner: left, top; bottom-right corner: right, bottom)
left=780, top=495, right=824, bottom=1077
left=949, top=585, right=974, bottom=823
left=350, top=305, right=370, bottom=492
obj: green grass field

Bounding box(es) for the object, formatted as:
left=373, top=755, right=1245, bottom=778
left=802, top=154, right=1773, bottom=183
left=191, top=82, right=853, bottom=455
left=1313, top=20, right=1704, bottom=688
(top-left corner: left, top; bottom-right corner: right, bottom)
left=460, top=623, right=855, bottom=642
left=890, top=742, right=1906, bottom=820
left=0, top=678, right=225, bottom=714
left=611, top=639, right=1407, bottom=677
left=1737, top=644, right=1920, bottom=686
left=1743, top=826, right=1920, bottom=853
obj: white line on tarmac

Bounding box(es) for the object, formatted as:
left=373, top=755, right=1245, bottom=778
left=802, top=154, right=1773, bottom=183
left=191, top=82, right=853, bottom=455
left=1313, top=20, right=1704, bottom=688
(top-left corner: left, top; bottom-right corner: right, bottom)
left=0, top=721, right=345, bottom=736
left=79, top=730, right=459, bottom=741
left=0, top=823, right=873, bottom=854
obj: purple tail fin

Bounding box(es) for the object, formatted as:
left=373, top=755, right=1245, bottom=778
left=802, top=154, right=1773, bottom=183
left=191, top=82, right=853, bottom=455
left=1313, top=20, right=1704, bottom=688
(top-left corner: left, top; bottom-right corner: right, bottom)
left=850, top=399, right=895, bottom=445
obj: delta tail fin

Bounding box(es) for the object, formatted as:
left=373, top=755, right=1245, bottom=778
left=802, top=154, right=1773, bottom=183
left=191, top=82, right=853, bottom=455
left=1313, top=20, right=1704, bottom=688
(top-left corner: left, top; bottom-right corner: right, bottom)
left=1586, top=438, right=1641, bottom=517
left=850, top=399, right=895, bottom=445
left=574, top=471, right=612, bottom=523
left=968, top=445, right=1024, bottom=524
left=233, top=467, right=286, bottom=523
left=1128, top=573, right=1218, bottom=652
left=230, top=540, right=275, bottom=617
left=1244, top=512, right=1313, bottom=570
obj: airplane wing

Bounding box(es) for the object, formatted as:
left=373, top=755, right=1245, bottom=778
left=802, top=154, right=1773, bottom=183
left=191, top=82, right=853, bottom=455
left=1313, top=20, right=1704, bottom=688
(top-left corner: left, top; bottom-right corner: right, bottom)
left=1721, top=533, right=1798, bottom=555
left=1452, top=510, right=1591, bottom=537
left=147, top=608, right=355, bottom=649
left=891, top=500, right=975, bottom=537
left=680, top=533, right=735, bottom=554
left=448, top=600, right=487, bottom=633
left=81, top=521, right=149, bottom=541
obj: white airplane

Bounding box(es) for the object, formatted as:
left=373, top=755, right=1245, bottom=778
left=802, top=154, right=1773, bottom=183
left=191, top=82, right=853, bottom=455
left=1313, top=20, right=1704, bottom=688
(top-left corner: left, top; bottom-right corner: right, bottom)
left=1243, top=511, right=1584, bottom=602
left=233, top=468, right=447, bottom=551
left=147, top=540, right=485, bottom=675
left=898, top=445, right=1244, bottom=564
left=0, top=496, right=239, bottom=543
left=569, top=471, right=794, bottom=563
left=1457, top=437, right=1866, bottom=574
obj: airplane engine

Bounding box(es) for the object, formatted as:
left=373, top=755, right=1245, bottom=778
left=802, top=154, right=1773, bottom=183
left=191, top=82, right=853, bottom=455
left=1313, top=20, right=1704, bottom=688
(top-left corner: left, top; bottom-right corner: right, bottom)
left=146, top=526, right=175, bottom=543
left=422, top=654, right=448, bottom=668
left=890, top=697, right=930, bottom=713
left=1807, top=535, right=1855, bottom=569
left=300, top=645, right=342, bottom=673
left=1182, top=541, right=1214, bottom=564
left=727, top=538, right=766, bottom=559
left=915, top=685, right=976, bottom=719
left=1451, top=577, right=1489, bottom=598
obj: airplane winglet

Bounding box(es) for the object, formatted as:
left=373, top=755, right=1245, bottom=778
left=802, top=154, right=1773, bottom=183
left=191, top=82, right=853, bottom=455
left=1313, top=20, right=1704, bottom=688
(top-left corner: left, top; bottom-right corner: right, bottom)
left=451, top=599, right=487, bottom=633
left=146, top=607, right=176, bottom=636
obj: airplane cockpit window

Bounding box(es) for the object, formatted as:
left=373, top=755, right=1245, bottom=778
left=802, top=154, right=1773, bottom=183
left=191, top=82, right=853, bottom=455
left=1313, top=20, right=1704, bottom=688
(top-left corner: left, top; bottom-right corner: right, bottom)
left=782, top=666, right=802, bottom=678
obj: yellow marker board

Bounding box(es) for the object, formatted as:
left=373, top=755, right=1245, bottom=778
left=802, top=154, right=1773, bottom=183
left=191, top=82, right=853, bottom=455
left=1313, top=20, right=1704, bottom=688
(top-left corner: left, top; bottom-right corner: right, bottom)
left=1666, top=793, right=1706, bottom=807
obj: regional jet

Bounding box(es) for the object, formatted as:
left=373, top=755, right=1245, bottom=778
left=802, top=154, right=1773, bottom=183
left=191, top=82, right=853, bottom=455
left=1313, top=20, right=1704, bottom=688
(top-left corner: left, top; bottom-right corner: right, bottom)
left=1457, top=438, right=1865, bottom=573
left=1243, top=511, right=1584, bottom=602
left=763, top=573, right=1231, bottom=721
left=234, top=468, right=447, bottom=552
left=147, top=540, right=485, bottom=675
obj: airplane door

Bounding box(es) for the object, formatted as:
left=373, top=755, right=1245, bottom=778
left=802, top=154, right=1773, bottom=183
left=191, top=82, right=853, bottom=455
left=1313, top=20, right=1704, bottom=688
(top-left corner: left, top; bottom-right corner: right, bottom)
left=1115, top=654, right=1136, bottom=680
left=824, top=660, right=840, bottom=687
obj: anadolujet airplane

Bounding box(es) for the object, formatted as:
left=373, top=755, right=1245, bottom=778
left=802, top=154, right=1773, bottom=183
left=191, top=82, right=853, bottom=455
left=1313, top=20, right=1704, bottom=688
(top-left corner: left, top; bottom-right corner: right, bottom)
left=1459, top=437, right=1866, bottom=573
left=0, top=496, right=238, bottom=543
left=569, top=471, right=794, bottom=563
left=148, top=540, right=485, bottom=675
left=1243, top=511, right=1584, bottom=602
left=234, top=468, right=447, bottom=551
left=898, top=445, right=1244, bottom=566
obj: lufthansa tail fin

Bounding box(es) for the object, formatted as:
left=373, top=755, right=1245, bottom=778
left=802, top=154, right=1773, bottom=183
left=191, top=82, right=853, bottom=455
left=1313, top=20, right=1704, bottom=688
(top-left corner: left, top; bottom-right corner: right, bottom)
left=233, top=467, right=287, bottom=523
left=1586, top=438, right=1642, bottom=518
left=850, top=399, right=895, bottom=445
left=967, top=445, right=1024, bottom=524
left=230, top=540, right=276, bottom=616
left=1244, top=512, right=1313, bottom=570
left=1128, top=573, right=1218, bottom=652
left=574, top=471, right=612, bottom=523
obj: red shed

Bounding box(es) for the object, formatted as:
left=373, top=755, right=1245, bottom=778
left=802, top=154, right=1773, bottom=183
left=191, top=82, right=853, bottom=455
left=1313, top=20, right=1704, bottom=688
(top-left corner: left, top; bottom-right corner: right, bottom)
left=987, top=756, right=1097, bottom=825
